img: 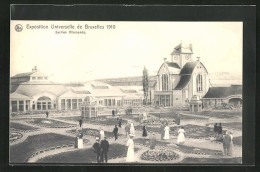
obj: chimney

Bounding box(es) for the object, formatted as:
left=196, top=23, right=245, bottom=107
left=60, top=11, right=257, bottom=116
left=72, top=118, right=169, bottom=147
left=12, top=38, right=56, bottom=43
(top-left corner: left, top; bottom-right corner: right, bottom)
left=189, top=44, right=193, bottom=52
left=163, top=58, right=167, bottom=63
left=32, top=66, right=37, bottom=72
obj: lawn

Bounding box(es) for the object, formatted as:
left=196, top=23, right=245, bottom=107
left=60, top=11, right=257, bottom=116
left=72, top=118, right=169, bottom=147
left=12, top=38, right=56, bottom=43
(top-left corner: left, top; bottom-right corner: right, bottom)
left=10, top=122, right=38, bottom=131
left=67, top=128, right=123, bottom=139
left=10, top=133, right=75, bottom=163
left=196, top=110, right=242, bottom=118
left=233, top=136, right=242, bottom=146
left=26, top=118, right=76, bottom=128
left=37, top=143, right=139, bottom=163
left=180, top=157, right=242, bottom=164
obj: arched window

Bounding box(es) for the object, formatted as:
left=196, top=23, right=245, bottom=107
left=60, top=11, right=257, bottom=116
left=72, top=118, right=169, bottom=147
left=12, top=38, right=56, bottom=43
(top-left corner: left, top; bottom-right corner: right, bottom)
left=196, top=74, right=203, bottom=92
left=161, top=74, right=168, bottom=91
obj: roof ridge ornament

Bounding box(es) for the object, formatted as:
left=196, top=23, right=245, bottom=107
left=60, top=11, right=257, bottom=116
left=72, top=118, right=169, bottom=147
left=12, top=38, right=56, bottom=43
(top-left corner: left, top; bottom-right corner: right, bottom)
left=197, top=57, right=200, bottom=61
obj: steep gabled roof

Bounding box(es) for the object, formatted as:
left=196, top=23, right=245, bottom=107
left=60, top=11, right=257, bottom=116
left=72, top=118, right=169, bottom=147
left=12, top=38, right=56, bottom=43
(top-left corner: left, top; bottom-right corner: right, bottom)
left=174, top=75, right=191, bottom=90
left=180, top=61, right=199, bottom=75
left=166, top=62, right=181, bottom=69
left=203, top=85, right=242, bottom=99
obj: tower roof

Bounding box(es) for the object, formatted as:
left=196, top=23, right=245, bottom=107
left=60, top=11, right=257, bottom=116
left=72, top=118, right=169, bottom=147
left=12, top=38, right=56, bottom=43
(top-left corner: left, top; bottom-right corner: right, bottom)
left=171, top=43, right=193, bottom=55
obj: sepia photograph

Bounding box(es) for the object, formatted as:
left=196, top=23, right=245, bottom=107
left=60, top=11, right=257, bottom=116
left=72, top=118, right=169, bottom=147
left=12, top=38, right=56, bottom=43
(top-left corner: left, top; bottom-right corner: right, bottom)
left=10, top=20, right=243, bottom=164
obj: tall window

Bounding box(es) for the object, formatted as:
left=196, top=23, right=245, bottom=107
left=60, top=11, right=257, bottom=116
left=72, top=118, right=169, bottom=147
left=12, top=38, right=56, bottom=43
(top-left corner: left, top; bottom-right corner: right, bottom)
left=72, top=99, right=77, bottom=110
left=196, top=74, right=203, bottom=92
left=61, top=99, right=65, bottom=110
left=161, top=74, right=168, bottom=91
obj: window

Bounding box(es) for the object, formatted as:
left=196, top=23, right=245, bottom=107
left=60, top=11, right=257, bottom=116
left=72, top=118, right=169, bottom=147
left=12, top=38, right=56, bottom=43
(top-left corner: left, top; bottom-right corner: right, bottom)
left=26, top=100, right=30, bottom=110
left=161, top=74, right=168, bottom=91
left=42, top=102, right=47, bottom=110
left=99, top=100, right=103, bottom=105
left=196, top=74, right=203, bottom=92
left=112, top=99, right=115, bottom=106
left=72, top=99, right=77, bottom=110
left=66, top=99, right=71, bottom=110
left=37, top=102, right=41, bottom=110
left=48, top=102, right=52, bottom=109
left=61, top=99, right=65, bottom=110
left=37, top=77, right=43, bottom=80
left=32, top=103, right=35, bottom=110
left=19, top=101, right=24, bottom=111
left=11, top=101, right=17, bottom=112
left=44, top=77, right=48, bottom=80
left=32, top=77, right=36, bottom=80
left=78, top=99, right=82, bottom=108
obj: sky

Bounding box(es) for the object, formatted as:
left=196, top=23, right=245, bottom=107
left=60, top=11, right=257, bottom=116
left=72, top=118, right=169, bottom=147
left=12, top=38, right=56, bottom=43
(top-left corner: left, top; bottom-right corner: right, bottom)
left=10, top=21, right=242, bottom=82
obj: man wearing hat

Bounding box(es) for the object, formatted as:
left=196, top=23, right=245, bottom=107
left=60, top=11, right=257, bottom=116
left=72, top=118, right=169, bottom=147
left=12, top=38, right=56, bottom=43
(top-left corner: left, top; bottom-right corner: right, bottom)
left=100, top=136, right=109, bottom=163
left=92, top=137, right=101, bottom=163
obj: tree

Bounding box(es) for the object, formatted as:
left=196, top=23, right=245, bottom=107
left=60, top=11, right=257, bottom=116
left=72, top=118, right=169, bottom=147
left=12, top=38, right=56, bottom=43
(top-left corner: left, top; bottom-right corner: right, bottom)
left=142, top=66, right=149, bottom=105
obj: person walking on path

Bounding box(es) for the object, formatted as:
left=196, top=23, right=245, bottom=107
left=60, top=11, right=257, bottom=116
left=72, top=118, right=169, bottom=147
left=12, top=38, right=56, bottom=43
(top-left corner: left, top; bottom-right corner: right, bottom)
left=175, top=113, right=180, bottom=125
left=213, top=123, right=218, bottom=138
left=217, top=123, right=223, bottom=141
left=100, top=136, right=109, bottom=163
left=46, top=111, right=49, bottom=118
left=138, top=110, right=143, bottom=124
left=130, top=123, right=135, bottom=136
left=113, top=125, right=119, bottom=140
left=125, top=121, right=130, bottom=138
left=100, top=128, right=105, bottom=141
left=149, top=132, right=157, bottom=150
left=177, top=126, right=186, bottom=144
left=117, top=115, right=122, bottom=128
left=222, top=131, right=231, bottom=156
left=112, top=109, right=115, bottom=117
left=92, top=137, right=101, bottom=163
left=79, top=118, right=83, bottom=128
left=126, top=134, right=135, bottom=162
left=142, top=125, right=148, bottom=137
left=160, top=122, right=165, bottom=140
left=164, top=123, right=170, bottom=140
left=228, top=131, right=234, bottom=156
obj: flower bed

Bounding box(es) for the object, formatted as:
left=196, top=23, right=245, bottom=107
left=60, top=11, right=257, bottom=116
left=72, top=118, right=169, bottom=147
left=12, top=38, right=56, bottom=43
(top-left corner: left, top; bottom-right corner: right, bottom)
left=141, top=149, right=180, bottom=161
left=26, top=118, right=76, bottom=128
left=10, top=132, right=23, bottom=142
left=10, top=122, right=39, bottom=132
left=150, top=112, right=208, bottom=120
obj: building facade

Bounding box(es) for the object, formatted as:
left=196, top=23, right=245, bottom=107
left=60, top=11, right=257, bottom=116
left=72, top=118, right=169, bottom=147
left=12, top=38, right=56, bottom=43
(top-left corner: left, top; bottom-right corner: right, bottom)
left=153, top=43, right=210, bottom=107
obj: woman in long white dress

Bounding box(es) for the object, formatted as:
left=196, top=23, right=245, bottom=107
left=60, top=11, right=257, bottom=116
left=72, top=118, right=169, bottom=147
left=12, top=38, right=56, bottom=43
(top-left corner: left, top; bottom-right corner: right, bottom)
left=164, top=124, right=170, bottom=140
left=100, top=128, right=105, bottom=140
left=130, top=123, right=135, bottom=136
left=126, top=135, right=135, bottom=162
left=177, top=127, right=185, bottom=144
left=228, top=131, right=234, bottom=156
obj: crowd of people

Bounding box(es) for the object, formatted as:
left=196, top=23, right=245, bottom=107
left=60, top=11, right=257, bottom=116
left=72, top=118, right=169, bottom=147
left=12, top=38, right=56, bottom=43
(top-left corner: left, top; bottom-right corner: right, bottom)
left=74, top=109, right=235, bottom=163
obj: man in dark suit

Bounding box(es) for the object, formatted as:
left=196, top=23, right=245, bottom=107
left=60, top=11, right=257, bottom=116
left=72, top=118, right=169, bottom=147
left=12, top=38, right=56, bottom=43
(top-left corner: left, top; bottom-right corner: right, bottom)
left=113, top=125, right=119, bottom=140
left=222, top=131, right=231, bottom=156
left=100, top=137, right=110, bottom=163
left=92, top=137, right=101, bottom=163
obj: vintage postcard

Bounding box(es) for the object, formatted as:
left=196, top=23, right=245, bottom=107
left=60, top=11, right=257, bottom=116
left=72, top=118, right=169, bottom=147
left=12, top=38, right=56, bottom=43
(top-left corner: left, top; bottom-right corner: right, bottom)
left=10, top=20, right=242, bottom=164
